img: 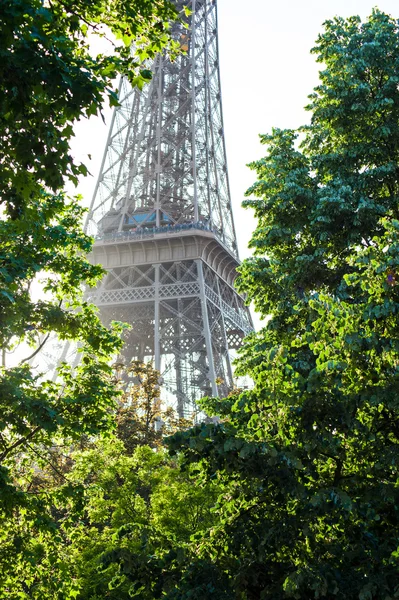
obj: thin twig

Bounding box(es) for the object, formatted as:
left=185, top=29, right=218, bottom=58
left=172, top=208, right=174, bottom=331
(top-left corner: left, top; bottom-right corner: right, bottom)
left=26, top=442, right=70, bottom=483
left=55, top=0, right=117, bottom=47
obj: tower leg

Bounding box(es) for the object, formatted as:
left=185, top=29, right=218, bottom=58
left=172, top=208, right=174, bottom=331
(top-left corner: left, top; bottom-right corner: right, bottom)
left=197, top=259, right=218, bottom=397
left=154, top=264, right=161, bottom=371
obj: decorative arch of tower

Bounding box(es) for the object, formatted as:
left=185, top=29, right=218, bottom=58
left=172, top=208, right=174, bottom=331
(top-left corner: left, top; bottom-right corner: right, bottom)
left=86, top=0, right=253, bottom=417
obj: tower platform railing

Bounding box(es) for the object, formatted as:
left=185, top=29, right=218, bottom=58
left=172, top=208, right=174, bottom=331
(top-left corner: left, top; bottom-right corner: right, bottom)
left=94, top=220, right=235, bottom=256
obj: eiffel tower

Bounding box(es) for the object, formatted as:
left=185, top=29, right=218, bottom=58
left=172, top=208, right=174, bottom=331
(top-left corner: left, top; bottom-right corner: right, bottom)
left=85, top=0, right=253, bottom=416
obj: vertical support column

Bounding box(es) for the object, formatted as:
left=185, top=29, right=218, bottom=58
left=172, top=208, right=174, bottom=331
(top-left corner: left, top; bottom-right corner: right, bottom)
left=191, top=0, right=199, bottom=222
left=154, top=263, right=161, bottom=371
left=85, top=78, right=121, bottom=235
left=215, top=274, right=234, bottom=387
left=207, top=50, right=224, bottom=240
left=213, top=0, right=237, bottom=252
left=155, top=56, right=163, bottom=227
left=204, top=0, right=212, bottom=224
left=175, top=264, right=185, bottom=417
left=197, top=259, right=218, bottom=397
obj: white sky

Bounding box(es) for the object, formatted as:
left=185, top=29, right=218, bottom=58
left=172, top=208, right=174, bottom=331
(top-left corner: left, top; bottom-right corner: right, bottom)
left=68, top=0, right=399, bottom=328
left=217, top=0, right=399, bottom=259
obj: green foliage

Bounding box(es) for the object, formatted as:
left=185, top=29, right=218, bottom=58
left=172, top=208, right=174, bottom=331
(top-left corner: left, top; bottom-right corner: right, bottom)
left=65, top=439, right=219, bottom=599
left=60, top=365, right=216, bottom=599
left=0, top=0, right=179, bottom=210
left=0, top=0, right=179, bottom=595
left=164, top=9, right=399, bottom=599
left=115, top=360, right=193, bottom=453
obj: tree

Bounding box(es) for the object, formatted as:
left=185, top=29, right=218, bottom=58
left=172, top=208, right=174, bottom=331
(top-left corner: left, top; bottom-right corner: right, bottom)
left=1, top=357, right=196, bottom=598
left=114, top=360, right=192, bottom=453
left=162, top=9, right=399, bottom=599
left=0, top=0, right=179, bottom=596
left=64, top=439, right=220, bottom=600
left=59, top=363, right=208, bottom=599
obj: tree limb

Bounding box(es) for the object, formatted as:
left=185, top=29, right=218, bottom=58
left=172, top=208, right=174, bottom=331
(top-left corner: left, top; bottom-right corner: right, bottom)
left=19, top=333, right=51, bottom=366
left=0, top=426, right=42, bottom=462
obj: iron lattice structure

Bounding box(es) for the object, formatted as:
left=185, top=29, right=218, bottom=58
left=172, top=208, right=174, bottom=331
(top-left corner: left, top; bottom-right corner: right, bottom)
left=86, top=0, right=253, bottom=416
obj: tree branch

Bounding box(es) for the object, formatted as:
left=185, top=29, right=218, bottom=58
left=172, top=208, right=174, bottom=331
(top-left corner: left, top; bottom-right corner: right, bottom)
left=54, top=0, right=117, bottom=47
left=19, top=333, right=51, bottom=366
left=0, top=425, right=42, bottom=462
left=333, top=458, right=343, bottom=486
